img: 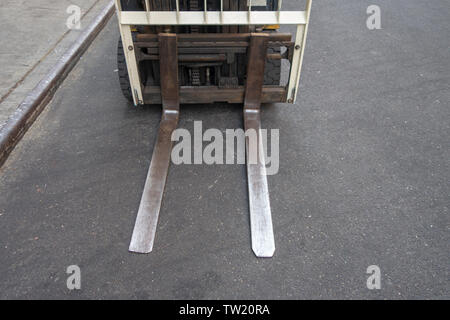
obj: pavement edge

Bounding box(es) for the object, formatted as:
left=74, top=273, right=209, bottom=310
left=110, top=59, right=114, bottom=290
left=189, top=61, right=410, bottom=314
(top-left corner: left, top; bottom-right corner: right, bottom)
left=0, top=0, right=115, bottom=167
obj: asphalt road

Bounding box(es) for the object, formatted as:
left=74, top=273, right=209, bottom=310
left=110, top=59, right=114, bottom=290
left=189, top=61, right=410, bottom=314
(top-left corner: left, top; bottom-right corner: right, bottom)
left=0, top=0, right=449, bottom=299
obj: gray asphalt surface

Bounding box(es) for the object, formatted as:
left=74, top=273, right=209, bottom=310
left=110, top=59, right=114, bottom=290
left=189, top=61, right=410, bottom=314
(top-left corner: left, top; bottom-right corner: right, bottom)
left=0, top=0, right=449, bottom=299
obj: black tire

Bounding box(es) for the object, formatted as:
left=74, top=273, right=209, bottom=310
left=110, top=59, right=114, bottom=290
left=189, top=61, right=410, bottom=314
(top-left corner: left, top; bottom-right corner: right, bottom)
left=120, top=0, right=144, bottom=11
left=264, top=47, right=281, bottom=85
left=117, top=37, right=133, bottom=103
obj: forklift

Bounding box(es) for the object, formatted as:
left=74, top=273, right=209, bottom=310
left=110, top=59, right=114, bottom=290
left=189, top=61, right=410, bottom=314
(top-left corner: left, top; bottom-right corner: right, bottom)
left=114, top=0, right=312, bottom=257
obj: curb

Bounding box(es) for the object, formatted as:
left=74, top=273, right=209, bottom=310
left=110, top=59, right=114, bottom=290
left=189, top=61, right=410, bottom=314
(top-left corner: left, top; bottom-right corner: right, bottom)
left=0, top=0, right=115, bottom=167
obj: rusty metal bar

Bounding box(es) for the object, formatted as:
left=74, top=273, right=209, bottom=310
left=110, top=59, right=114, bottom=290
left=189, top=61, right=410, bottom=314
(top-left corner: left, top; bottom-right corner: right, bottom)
left=178, top=54, right=227, bottom=62
left=138, top=52, right=281, bottom=62
left=244, top=34, right=268, bottom=110
left=158, top=33, right=180, bottom=110
left=142, top=86, right=287, bottom=104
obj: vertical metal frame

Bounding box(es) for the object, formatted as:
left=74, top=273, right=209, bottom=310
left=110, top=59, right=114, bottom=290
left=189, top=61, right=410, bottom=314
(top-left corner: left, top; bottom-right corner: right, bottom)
left=286, top=0, right=312, bottom=103
left=114, top=0, right=312, bottom=105
left=114, top=0, right=144, bottom=105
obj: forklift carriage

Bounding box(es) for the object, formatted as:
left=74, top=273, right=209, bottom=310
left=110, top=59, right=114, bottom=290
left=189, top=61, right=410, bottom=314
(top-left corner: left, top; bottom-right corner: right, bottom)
left=114, top=0, right=312, bottom=257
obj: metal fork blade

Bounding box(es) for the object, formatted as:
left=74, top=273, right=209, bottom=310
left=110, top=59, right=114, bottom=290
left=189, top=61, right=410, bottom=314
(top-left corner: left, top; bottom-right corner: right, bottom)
left=243, top=34, right=275, bottom=258
left=129, top=34, right=179, bottom=253
left=129, top=110, right=179, bottom=253
left=244, top=109, right=275, bottom=258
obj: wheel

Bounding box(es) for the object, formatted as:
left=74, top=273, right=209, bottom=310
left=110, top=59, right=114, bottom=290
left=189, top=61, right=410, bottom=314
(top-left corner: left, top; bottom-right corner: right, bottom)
left=120, top=0, right=144, bottom=11
left=117, top=37, right=133, bottom=103
left=264, top=47, right=281, bottom=85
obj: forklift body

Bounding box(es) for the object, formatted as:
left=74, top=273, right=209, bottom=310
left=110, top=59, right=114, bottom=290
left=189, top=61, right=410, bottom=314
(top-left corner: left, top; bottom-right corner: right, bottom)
left=114, top=0, right=312, bottom=257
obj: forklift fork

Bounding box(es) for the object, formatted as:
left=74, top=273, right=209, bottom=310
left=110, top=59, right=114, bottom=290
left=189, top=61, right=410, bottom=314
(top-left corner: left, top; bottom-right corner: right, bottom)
left=244, top=34, right=275, bottom=257
left=129, top=34, right=179, bottom=253
left=129, top=33, right=276, bottom=257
